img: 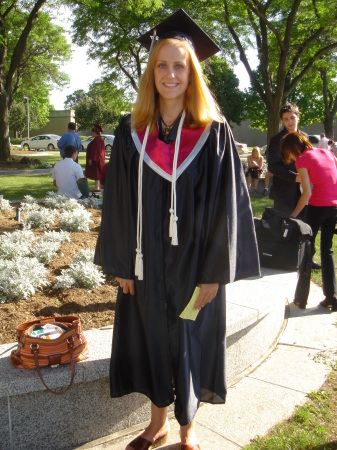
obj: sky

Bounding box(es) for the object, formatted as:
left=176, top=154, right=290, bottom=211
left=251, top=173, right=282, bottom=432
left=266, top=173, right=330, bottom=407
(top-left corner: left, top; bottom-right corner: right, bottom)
left=49, top=8, right=252, bottom=111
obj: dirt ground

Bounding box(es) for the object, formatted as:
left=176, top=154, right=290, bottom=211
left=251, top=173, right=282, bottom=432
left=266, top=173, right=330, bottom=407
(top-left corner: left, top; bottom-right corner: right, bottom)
left=0, top=207, right=118, bottom=345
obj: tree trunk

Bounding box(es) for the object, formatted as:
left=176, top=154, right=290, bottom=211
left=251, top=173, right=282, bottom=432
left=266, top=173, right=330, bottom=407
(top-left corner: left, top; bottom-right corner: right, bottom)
left=0, top=91, right=10, bottom=161
left=266, top=101, right=282, bottom=145
left=323, top=116, right=335, bottom=139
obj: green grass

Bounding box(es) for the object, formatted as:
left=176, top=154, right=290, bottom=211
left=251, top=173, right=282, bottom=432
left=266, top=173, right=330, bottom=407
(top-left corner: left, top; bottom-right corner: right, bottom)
left=242, top=362, right=337, bottom=449
left=0, top=173, right=96, bottom=201
left=7, top=152, right=88, bottom=170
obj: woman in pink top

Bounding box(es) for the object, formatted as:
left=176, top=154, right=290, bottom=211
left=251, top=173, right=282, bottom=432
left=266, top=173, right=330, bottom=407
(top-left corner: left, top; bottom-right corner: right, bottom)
left=281, top=132, right=337, bottom=311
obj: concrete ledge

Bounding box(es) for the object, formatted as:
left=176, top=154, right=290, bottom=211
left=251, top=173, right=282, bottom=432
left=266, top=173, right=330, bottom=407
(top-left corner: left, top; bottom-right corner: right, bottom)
left=0, top=268, right=298, bottom=449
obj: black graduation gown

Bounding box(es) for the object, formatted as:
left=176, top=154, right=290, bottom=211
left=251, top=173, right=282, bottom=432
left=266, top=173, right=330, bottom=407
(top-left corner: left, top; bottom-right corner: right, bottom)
left=94, top=114, right=260, bottom=425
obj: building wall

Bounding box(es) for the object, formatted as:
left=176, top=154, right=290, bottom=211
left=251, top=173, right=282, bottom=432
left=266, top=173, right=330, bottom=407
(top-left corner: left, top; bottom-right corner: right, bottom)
left=232, top=119, right=337, bottom=147
left=29, top=110, right=337, bottom=145
left=30, top=110, right=76, bottom=137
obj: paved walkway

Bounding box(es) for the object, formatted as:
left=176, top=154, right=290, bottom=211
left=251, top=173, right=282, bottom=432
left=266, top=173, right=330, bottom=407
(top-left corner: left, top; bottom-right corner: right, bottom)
left=0, top=168, right=52, bottom=176
left=78, top=281, right=337, bottom=450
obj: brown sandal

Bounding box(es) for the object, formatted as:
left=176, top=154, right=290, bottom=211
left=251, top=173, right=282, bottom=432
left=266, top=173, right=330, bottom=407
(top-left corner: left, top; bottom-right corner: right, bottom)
left=126, top=433, right=168, bottom=450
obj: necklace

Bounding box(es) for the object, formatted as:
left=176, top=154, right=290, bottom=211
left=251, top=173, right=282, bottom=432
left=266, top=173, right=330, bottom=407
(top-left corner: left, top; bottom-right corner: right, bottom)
left=161, top=112, right=183, bottom=139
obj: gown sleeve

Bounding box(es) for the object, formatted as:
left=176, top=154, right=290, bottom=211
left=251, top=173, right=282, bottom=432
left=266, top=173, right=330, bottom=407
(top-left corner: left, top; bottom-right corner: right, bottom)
left=197, top=119, right=260, bottom=285
left=94, top=116, right=135, bottom=278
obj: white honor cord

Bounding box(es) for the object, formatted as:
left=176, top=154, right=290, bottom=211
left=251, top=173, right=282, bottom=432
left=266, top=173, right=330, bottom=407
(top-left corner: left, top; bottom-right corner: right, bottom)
left=135, top=110, right=186, bottom=279
left=135, top=124, right=150, bottom=280
left=169, top=110, right=186, bottom=245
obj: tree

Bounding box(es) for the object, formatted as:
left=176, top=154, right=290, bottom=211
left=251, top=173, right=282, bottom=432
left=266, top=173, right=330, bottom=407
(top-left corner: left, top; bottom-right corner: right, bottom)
left=221, top=0, right=337, bottom=142
left=74, top=80, right=129, bottom=132
left=67, top=0, right=225, bottom=93
left=64, top=89, right=86, bottom=109
left=0, top=1, right=70, bottom=161
left=206, top=56, right=246, bottom=126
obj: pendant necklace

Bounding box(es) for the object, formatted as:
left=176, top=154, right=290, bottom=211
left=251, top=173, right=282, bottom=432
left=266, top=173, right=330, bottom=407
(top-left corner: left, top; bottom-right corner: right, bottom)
left=161, top=112, right=182, bottom=139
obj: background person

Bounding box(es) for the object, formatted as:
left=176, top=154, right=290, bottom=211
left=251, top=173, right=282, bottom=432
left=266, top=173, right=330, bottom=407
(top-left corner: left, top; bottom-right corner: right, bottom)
left=246, top=146, right=263, bottom=194
left=52, top=145, right=84, bottom=199
left=94, top=9, right=259, bottom=450
left=318, top=133, right=329, bottom=149
left=85, top=124, right=105, bottom=191
left=57, top=122, right=82, bottom=160
left=281, top=132, right=337, bottom=311
left=267, top=102, right=307, bottom=220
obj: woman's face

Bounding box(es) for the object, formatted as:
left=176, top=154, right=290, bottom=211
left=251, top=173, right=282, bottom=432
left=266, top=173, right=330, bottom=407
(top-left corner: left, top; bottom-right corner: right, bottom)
left=252, top=149, right=258, bottom=158
left=154, top=43, right=190, bottom=104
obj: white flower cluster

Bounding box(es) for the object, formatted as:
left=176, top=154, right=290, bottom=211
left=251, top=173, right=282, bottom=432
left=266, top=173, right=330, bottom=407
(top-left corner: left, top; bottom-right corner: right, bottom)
left=30, top=231, right=70, bottom=264
left=44, top=192, right=73, bottom=209
left=24, top=207, right=58, bottom=230
left=0, top=229, right=71, bottom=301
left=0, top=256, right=48, bottom=303
left=54, top=248, right=104, bottom=290
left=0, top=199, right=12, bottom=211
left=59, top=207, right=92, bottom=232
left=0, top=230, right=35, bottom=259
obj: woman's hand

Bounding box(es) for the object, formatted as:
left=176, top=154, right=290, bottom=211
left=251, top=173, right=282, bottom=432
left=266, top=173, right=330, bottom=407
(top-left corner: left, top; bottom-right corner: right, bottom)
left=194, top=283, right=219, bottom=310
left=116, top=277, right=135, bottom=296
left=88, top=159, right=92, bottom=165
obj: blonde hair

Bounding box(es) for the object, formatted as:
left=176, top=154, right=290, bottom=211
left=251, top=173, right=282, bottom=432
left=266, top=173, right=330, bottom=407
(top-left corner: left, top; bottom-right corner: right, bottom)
left=251, top=146, right=261, bottom=159
left=132, top=38, right=221, bottom=133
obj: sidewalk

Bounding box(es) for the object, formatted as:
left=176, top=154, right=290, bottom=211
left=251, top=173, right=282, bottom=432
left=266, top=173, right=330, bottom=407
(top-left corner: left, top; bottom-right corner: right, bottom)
left=78, top=281, right=337, bottom=450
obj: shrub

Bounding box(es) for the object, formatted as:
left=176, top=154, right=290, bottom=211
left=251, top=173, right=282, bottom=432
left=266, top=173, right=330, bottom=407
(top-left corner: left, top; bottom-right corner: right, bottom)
left=24, top=207, right=57, bottom=230
left=0, top=230, right=35, bottom=259
left=54, top=249, right=104, bottom=290
left=0, top=256, right=49, bottom=302
left=59, top=207, right=92, bottom=232
left=0, top=199, right=12, bottom=211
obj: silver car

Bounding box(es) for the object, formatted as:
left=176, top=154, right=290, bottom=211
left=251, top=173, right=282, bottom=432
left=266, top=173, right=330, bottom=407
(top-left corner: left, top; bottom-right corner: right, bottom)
left=21, top=134, right=61, bottom=151
left=81, top=134, right=115, bottom=153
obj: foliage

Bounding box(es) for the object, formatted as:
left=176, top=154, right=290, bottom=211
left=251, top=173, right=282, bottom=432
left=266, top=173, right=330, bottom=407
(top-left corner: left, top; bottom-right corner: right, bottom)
left=54, top=248, right=105, bottom=290
left=24, top=207, right=58, bottom=229
left=206, top=56, right=246, bottom=126
left=58, top=207, right=92, bottom=232
left=63, top=89, right=86, bottom=110
left=242, top=363, right=337, bottom=449
left=0, top=256, right=49, bottom=302
left=0, top=2, right=71, bottom=160
left=0, top=199, right=12, bottom=212
left=0, top=230, right=35, bottom=259
left=221, top=0, right=337, bottom=140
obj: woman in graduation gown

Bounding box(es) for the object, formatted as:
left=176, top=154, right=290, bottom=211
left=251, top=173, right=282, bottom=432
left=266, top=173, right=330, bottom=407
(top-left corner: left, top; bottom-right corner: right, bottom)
left=85, top=123, right=105, bottom=191
left=94, top=9, right=259, bottom=450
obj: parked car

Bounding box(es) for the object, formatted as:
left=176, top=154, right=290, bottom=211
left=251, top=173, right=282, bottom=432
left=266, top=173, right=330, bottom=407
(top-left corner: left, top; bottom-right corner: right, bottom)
left=81, top=134, right=115, bottom=153
left=21, top=134, right=61, bottom=151
left=308, top=134, right=320, bottom=147
left=235, top=141, right=248, bottom=155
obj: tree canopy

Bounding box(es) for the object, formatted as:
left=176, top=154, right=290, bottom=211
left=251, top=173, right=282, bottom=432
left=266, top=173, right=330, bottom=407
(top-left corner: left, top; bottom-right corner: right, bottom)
left=67, top=0, right=337, bottom=141
left=0, top=1, right=71, bottom=160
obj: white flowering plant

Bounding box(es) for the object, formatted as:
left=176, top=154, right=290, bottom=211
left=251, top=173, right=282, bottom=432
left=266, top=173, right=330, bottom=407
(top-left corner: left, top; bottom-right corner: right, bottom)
left=54, top=248, right=105, bottom=290
left=59, top=207, right=92, bottom=232
left=0, top=256, right=49, bottom=303
left=24, top=207, right=58, bottom=230
left=0, top=230, right=36, bottom=259
left=30, top=231, right=71, bottom=264
left=0, top=199, right=12, bottom=211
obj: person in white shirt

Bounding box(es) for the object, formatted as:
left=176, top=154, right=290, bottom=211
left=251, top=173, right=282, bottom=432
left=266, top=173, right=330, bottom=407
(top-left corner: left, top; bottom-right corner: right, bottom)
left=52, top=145, right=84, bottom=198
left=318, top=133, right=329, bottom=149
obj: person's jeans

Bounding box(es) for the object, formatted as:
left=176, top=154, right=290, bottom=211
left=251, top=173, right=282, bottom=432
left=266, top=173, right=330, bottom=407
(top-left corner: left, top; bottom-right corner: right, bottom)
left=308, top=205, right=337, bottom=301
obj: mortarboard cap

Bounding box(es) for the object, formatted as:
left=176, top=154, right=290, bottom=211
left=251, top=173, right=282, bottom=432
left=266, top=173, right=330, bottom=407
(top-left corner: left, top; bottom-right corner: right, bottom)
left=137, top=9, right=220, bottom=62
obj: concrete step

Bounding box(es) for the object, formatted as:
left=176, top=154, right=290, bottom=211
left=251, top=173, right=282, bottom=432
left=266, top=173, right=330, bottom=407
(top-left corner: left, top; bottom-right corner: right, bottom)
left=0, top=268, right=297, bottom=450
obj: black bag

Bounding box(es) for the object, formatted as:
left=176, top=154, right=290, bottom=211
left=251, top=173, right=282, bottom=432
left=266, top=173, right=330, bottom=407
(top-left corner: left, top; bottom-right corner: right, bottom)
left=254, top=208, right=312, bottom=271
